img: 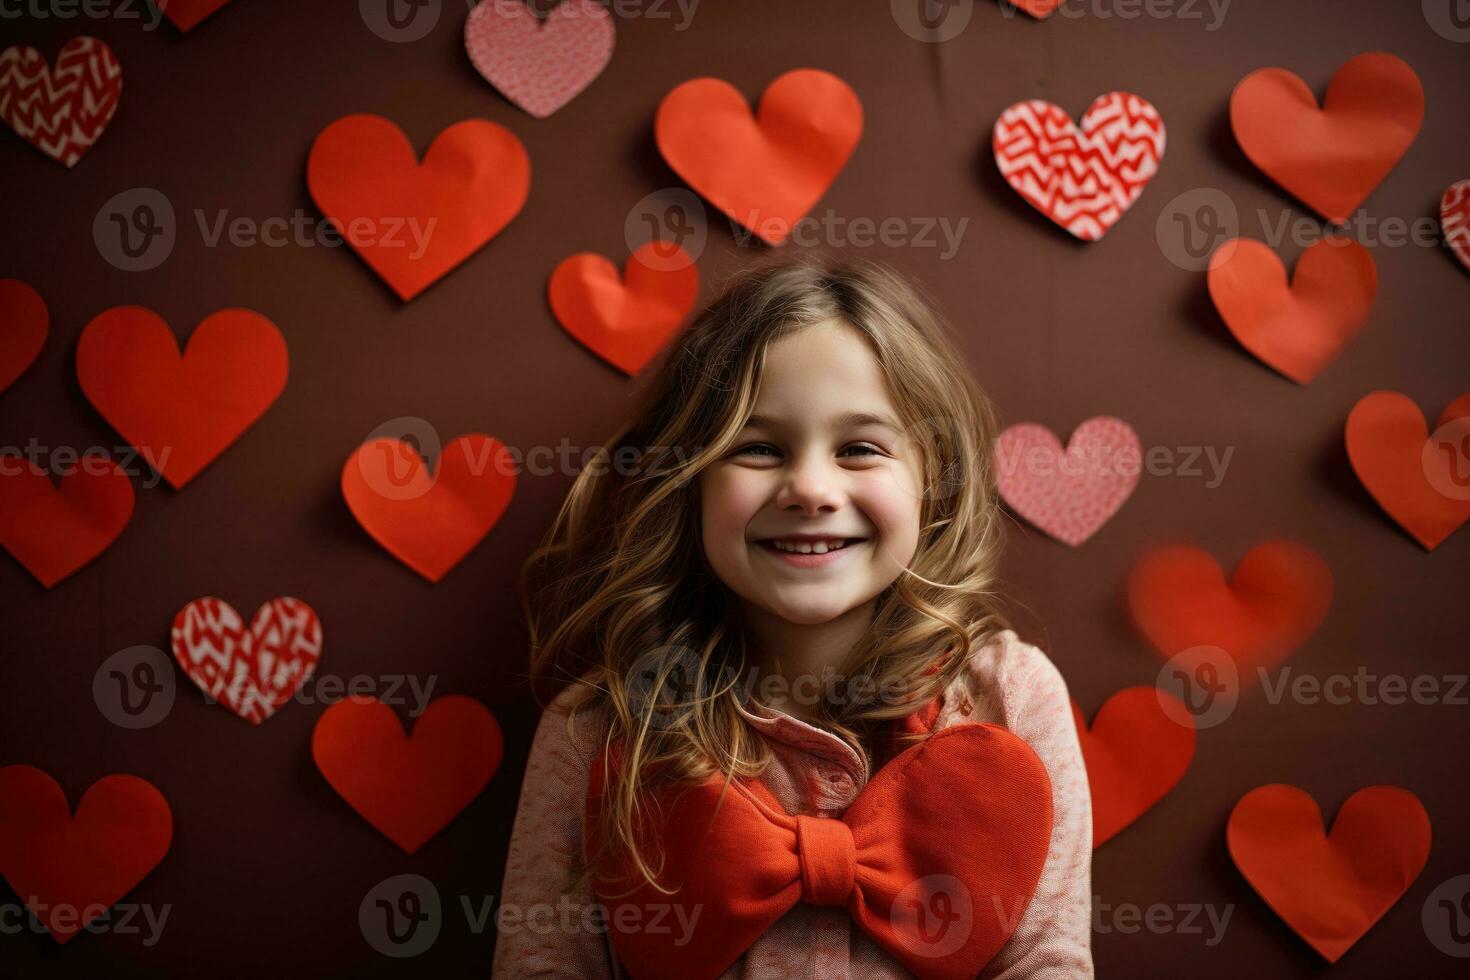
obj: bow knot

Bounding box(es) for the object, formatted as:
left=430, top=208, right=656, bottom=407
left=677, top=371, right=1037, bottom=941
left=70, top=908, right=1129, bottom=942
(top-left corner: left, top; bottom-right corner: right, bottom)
left=795, top=815, right=855, bottom=906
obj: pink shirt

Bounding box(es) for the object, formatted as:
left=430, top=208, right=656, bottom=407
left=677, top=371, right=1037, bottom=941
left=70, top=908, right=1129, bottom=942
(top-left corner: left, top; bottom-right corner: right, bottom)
left=492, top=629, right=1095, bottom=978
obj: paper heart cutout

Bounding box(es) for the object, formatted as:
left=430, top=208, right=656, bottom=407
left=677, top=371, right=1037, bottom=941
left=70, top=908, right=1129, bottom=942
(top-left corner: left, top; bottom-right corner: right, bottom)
left=655, top=68, right=863, bottom=246
left=1228, top=784, right=1430, bottom=963
left=307, top=114, right=531, bottom=301
left=159, top=0, right=233, bottom=32
left=994, top=416, right=1141, bottom=546
left=1207, top=236, right=1378, bottom=384
left=76, top=307, right=288, bottom=490
left=342, top=433, right=517, bottom=582
left=994, top=92, right=1165, bottom=241
left=1230, top=53, right=1424, bottom=224
left=1072, top=687, right=1195, bottom=847
left=549, top=241, right=699, bottom=375
left=0, top=765, right=172, bottom=944
left=0, top=452, right=134, bottom=588
left=1008, top=0, right=1066, bottom=16
left=1440, top=180, right=1470, bottom=275
left=0, top=36, right=121, bottom=167
left=312, top=694, right=503, bottom=854
left=465, top=0, right=615, bottom=118
left=0, top=278, right=48, bottom=394
left=170, top=596, right=323, bottom=725
left=1127, top=540, right=1333, bottom=679
left=1345, top=391, right=1470, bottom=551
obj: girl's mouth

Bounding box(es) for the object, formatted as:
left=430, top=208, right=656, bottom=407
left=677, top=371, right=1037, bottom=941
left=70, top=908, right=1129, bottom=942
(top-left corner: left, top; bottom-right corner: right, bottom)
left=754, top=538, right=867, bottom=568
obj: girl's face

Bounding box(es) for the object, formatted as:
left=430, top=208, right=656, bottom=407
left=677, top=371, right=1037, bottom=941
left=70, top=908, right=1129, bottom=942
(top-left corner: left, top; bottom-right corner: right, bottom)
left=698, top=320, right=926, bottom=628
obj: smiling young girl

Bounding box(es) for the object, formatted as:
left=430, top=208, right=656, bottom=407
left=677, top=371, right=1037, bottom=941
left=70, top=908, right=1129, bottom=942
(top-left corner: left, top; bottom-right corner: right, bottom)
left=492, top=254, right=1093, bottom=978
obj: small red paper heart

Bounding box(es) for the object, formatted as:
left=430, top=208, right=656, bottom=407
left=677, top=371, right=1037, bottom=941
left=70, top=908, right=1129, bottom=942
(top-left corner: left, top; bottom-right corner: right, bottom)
left=1127, top=540, right=1333, bottom=679
left=341, top=433, right=517, bottom=582
left=307, top=114, right=530, bottom=301
left=549, top=241, right=699, bottom=375
left=0, top=278, right=48, bottom=394
left=1009, top=0, right=1065, bottom=17
left=1228, top=784, right=1430, bottom=963
left=312, top=695, right=503, bottom=854
left=994, top=92, right=1165, bottom=241
left=1440, top=179, right=1470, bottom=275
left=170, top=596, right=323, bottom=725
left=994, top=416, right=1140, bottom=546
left=158, top=0, right=233, bottom=32
left=1230, top=53, right=1424, bottom=224
left=1072, top=687, right=1195, bottom=847
left=0, top=36, right=121, bottom=167
left=465, top=0, right=615, bottom=118
left=0, top=452, right=134, bottom=589
left=1207, top=237, right=1378, bottom=384
left=656, top=68, right=863, bottom=246
left=0, top=765, right=172, bottom=944
left=1345, top=391, right=1470, bottom=551
left=76, top=307, right=287, bottom=490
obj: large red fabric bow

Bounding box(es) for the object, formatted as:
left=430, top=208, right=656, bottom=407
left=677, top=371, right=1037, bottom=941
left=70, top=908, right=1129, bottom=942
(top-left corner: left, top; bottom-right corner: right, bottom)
left=584, top=719, right=1053, bottom=979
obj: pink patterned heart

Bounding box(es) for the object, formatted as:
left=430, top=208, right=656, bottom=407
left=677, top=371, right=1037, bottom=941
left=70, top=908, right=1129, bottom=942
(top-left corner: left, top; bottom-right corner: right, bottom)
left=1441, top=179, right=1470, bottom=275
left=0, top=36, right=121, bottom=167
left=170, top=597, right=323, bottom=725
left=994, top=417, right=1142, bottom=546
left=993, top=92, right=1166, bottom=241
left=464, top=0, right=615, bottom=119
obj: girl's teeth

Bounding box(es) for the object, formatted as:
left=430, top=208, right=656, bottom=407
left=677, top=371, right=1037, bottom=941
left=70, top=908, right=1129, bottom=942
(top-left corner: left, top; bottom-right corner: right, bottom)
left=771, top=539, right=848, bottom=554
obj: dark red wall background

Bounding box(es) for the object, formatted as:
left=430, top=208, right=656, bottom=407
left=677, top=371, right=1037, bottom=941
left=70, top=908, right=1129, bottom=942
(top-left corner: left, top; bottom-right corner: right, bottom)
left=2, top=1, right=1467, bottom=976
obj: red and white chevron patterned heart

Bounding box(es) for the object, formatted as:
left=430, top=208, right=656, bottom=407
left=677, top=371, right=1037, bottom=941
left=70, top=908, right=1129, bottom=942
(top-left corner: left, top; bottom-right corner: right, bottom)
left=994, top=92, right=1165, bottom=241
left=1442, top=179, right=1470, bottom=275
left=0, top=36, right=121, bottom=167
left=995, top=416, right=1141, bottom=546
left=170, top=597, right=323, bottom=724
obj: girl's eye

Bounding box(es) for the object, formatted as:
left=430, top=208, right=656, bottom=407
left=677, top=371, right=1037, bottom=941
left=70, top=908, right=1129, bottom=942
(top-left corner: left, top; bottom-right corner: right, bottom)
left=734, top=443, right=883, bottom=458
left=841, top=443, right=883, bottom=457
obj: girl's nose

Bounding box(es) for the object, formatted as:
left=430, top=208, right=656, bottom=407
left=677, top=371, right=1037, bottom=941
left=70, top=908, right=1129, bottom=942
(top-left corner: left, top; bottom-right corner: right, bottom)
left=775, top=457, right=844, bottom=514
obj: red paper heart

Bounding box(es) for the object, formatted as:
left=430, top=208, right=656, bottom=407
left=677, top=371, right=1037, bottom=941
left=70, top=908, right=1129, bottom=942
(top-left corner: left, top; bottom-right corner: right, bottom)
left=655, top=68, right=863, bottom=246
left=0, top=278, right=47, bottom=394
left=0, top=765, right=172, bottom=944
left=159, top=0, right=233, bottom=32
left=994, top=92, right=1165, bottom=241
left=76, top=307, right=288, bottom=490
left=465, top=0, right=615, bottom=118
left=1127, top=540, right=1333, bottom=678
left=1230, top=53, right=1424, bottom=224
left=1072, top=687, right=1195, bottom=847
left=1207, top=237, right=1378, bottom=384
left=312, top=695, right=503, bottom=854
left=1009, top=0, right=1065, bottom=17
left=1228, top=784, right=1430, bottom=963
left=994, top=416, right=1140, bottom=546
left=170, top=596, right=323, bottom=725
left=0, top=452, right=134, bottom=589
left=1345, top=391, right=1470, bottom=551
left=549, top=241, right=699, bottom=375
left=307, top=114, right=530, bottom=301
left=341, top=433, right=517, bottom=582
left=1440, top=179, right=1470, bottom=275
left=0, top=36, right=121, bottom=167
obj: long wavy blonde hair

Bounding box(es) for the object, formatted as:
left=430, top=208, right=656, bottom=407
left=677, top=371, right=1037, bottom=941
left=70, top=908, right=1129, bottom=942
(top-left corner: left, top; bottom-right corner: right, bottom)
left=518, top=251, right=1009, bottom=895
